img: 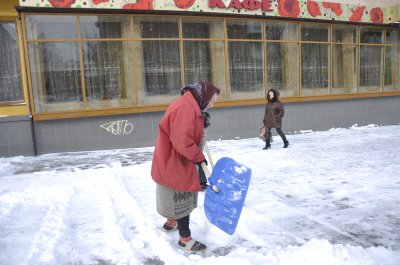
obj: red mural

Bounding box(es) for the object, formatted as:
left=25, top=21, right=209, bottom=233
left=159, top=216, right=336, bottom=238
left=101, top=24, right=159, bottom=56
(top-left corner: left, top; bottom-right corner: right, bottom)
left=322, top=2, right=342, bottom=16
left=48, top=0, right=76, bottom=8
left=122, top=0, right=154, bottom=9
left=349, top=6, right=366, bottom=22
left=307, top=0, right=321, bottom=17
left=278, top=0, right=300, bottom=17
left=92, top=0, right=109, bottom=4
left=370, top=7, right=383, bottom=23
left=174, top=0, right=195, bottom=9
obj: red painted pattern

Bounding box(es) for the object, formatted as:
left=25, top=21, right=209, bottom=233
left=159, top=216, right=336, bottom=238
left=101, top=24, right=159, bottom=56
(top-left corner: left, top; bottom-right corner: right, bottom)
left=278, top=0, right=300, bottom=17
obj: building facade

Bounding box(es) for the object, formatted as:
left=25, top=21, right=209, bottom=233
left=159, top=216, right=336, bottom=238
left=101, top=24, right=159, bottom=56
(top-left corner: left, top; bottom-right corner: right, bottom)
left=0, top=0, right=399, bottom=157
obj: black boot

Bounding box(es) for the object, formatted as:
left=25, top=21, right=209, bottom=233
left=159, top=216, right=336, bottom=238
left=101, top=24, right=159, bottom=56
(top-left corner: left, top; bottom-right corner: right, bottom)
left=283, top=140, right=289, bottom=148
left=263, top=138, right=271, bottom=150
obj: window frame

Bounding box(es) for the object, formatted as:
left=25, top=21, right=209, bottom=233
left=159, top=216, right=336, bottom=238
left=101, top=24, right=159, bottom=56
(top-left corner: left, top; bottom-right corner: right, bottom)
left=18, top=12, right=400, bottom=121
left=0, top=19, right=27, bottom=107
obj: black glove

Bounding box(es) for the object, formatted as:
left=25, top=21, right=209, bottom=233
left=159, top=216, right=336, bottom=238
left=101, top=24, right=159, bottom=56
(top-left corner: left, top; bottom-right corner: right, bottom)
left=196, top=159, right=208, bottom=166
left=203, top=111, right=211, bottom=128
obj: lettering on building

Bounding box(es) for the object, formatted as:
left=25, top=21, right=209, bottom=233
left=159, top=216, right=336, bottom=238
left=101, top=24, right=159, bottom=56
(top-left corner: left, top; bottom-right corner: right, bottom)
left=209, top=0, right=273, bottom=11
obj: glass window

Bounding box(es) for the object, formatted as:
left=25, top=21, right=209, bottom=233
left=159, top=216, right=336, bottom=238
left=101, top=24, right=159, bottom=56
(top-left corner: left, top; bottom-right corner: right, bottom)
left=359, top=45, right=383, bottom=92
left=384, top=46, right=399, bottom=91
left=386, top=29, right=399, bottom=45
left=228, top=42, right=264, bottom=99
left=227, top=19, right=263, bottom=40
left=143, top=40, right=181, bottom=96
left=82, top=41, right=134, bottom=109
left=332, top=44, right=357, bottom=94
left=267, top=42, right=299, bottom=96
left=80, top=16, right=131, bottom=39
left=0, top=22, right=23, bottom=103
left=134, top=16, right=179, bottom=39
left=28, top=42, right=84, bottom=112
left=182, top=17, right=224, bottom=39
left=301, top=43, right=330, bottom=95
left=332, top=25, right=358, bottom=43
left=133, top=17, right=181, bottom=105
left=360, top=27, right=383, bottom=44
left=183, top=41, right=226, bottom=98
left=301, top=24, right=329, bottom=42
left=266, top=21, right=297, bottom=41
left=182, top=18, right=227, bottom=98
left=26, top=15, right=78, bottom=40
left=134, top=40, right=181, bottom=105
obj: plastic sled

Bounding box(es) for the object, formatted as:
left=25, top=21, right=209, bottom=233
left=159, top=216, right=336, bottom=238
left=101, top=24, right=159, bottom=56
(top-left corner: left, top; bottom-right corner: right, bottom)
left=204, top=157, right=252, bottom=235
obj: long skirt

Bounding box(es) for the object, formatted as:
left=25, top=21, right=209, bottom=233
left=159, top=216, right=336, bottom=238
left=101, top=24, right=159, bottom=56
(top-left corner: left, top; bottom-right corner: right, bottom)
left=156, top=184, right=198, bottom=219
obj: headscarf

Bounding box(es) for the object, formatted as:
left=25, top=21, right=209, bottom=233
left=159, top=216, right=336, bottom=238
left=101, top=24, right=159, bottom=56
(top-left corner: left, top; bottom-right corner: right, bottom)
left=181, top=81, right=220, bottom=110
left=181, top=81, right=220, bottom=128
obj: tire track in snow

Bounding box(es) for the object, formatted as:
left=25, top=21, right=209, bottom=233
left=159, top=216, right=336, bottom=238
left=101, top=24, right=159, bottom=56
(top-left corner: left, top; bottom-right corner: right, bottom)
left=54, top=170, right=136, bottom=265
left=20, top=187, right=72, bottom=265
left=114, top=162, right=191, bottom=264
left=102, top=164, right=177, bottom=263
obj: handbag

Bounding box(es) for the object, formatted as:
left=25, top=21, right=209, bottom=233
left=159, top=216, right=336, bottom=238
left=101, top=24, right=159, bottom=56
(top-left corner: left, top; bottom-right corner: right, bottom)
left=259, top=126, right=266, bottom=141
left=259, top=126, right=273, bottom=142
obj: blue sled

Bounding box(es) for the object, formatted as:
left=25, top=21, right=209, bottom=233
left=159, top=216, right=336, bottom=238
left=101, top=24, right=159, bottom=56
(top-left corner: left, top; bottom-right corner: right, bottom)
left=204, top=157, right=252, bottom=235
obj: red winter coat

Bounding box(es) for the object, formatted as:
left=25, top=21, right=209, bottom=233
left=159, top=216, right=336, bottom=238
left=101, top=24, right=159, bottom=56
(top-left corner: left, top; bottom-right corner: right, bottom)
left=151, top=92, right=206, bottom=192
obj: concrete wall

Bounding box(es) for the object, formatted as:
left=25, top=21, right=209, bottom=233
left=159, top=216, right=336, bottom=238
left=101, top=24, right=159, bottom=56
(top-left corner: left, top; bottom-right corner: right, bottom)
left=0, top=115, right=35, bottom=157
left=1, top=96, right=399, bottom=157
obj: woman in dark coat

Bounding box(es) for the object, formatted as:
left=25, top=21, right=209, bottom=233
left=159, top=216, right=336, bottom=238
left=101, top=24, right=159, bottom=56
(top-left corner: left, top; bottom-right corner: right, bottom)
left=262, top=88, right=289, bottom=149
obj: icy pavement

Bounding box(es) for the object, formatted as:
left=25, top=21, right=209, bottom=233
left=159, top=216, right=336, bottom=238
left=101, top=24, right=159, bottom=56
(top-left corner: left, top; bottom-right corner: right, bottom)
left=0, top=124, right=399, bottom=265
left=2, top=148, right=153, bottom=174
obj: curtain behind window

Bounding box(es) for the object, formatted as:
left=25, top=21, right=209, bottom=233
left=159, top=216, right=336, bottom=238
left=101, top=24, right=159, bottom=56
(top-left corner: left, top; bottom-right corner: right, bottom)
left=0, top=23, right=23, bottom=102
left=140, top=21, right=181, bottom=96
left=184, top=41, right=212, bottom=85
left=301, top=43, right=329, bottom=90
left=227, top=20, right=264, bottom=97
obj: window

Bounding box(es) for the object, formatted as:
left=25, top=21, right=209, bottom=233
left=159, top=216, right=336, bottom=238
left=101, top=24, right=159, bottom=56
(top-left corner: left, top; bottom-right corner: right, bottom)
left=384, top=29, right=399, bottom=91
left=134, top=16, right=181, bottom=105
left=331, top=25, right=358, bottom=94
left=359, top=27, right=383, bottom=92
left=22, top=14, right=400, bottom=117
left=266, top=22, right=299, bottom=97
left=227, top=19, right=264, bottom=99
left=26, top=15, right=133, bottom=112
left=0, top=22, right=23, bottom=103
left=80, top=16, right=133, bottom=109
left=28, top=42, right=83, bottom=112
left=182, top=18, right=226, bottom=100
left=301, top=24, right=330, bottom=95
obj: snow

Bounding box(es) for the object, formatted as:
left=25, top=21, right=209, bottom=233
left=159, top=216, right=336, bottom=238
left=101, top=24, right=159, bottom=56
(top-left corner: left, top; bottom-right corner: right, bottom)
left=1, top=124, right=400, bottom=265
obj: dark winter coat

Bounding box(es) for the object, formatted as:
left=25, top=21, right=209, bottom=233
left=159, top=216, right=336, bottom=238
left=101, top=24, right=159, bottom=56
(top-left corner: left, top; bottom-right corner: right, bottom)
left=263, top=89, right=285, bottom=128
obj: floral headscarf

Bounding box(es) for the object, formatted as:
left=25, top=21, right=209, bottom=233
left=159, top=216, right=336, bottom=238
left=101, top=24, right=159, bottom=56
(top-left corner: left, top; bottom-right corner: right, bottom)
left=181, top=81, right=220, bottom=110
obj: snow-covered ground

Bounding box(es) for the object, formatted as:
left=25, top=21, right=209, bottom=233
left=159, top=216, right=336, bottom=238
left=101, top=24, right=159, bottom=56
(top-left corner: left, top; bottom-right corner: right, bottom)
left=1, top=124, right=399, bottom=265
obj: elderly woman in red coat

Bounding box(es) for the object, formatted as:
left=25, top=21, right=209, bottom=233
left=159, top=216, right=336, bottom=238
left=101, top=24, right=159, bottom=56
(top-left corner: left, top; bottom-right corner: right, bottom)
left=151, top=81, right=220, bottom=253
left=262, top=88, right=289, bottom=149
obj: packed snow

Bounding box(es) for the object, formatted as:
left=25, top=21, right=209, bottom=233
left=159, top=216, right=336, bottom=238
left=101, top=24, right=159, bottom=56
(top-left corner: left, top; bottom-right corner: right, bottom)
left=1, top=124, right=400, bottom=265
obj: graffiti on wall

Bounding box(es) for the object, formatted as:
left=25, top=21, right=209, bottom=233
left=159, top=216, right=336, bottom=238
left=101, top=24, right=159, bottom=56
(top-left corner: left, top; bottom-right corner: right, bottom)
left=100, top=120, right=134, bottom=135
left=19, top=0, right=398, bottom=24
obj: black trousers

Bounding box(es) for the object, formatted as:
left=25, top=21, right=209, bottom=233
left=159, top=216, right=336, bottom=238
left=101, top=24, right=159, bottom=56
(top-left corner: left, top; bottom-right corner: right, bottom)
left=267, top=127, right=287, bottom=142
left=177, top=215, right=191, bottom=238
